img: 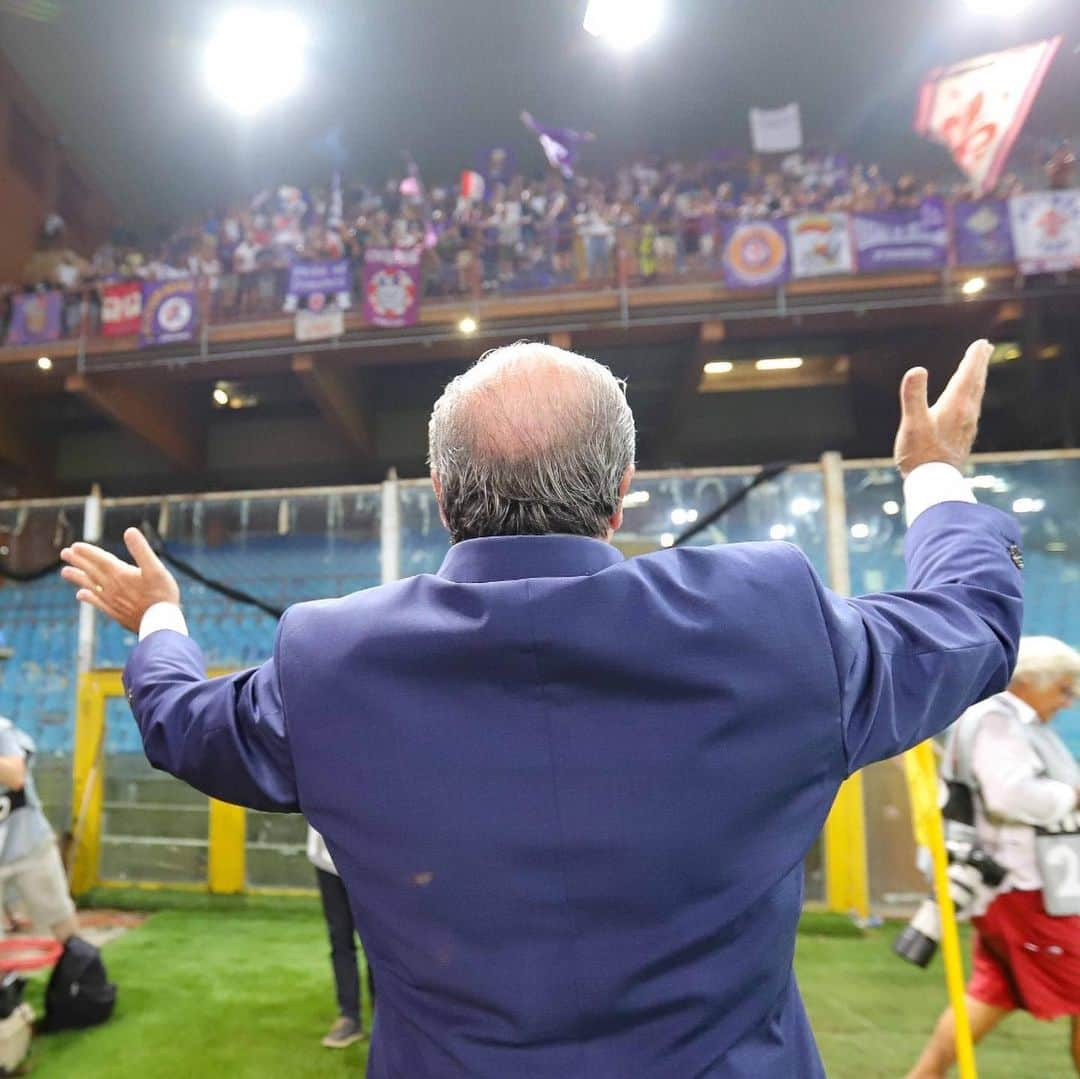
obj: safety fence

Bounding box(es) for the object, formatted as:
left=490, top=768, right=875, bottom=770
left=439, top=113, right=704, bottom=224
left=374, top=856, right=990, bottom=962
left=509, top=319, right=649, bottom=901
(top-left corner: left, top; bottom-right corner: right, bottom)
left=1, top=450, right=1078, bottom=910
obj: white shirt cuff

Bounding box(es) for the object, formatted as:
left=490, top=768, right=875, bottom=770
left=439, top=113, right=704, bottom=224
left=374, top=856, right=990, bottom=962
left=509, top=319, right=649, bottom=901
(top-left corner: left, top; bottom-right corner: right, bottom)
left=903, top=462, right=977, bottom=526
left=138, top=602, right=189, bottom=641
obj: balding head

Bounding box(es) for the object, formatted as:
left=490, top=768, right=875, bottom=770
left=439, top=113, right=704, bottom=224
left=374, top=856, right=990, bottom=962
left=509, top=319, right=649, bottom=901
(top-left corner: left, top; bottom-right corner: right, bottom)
left=428, top=342, right=636, bottom=543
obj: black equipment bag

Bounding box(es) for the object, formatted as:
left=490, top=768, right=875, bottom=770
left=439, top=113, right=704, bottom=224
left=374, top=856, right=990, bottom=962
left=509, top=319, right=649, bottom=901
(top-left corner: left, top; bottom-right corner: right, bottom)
left=42, top=936, right=116, bottom=1031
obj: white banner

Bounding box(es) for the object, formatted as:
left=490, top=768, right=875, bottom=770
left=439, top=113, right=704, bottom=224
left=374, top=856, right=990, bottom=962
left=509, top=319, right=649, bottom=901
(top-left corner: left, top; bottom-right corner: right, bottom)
left=914, top=37, right=1061, bottom=196
left=788, top=213, right=854, bottom=278
left=749, top=103, right=802, bottom=154
left=1008, top=191, right=1080, bottom=274
left=295, top=307, right=345, bottom=342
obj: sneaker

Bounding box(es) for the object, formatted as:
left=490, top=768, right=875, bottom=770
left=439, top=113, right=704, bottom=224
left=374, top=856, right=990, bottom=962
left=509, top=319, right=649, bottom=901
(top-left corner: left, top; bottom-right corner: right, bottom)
left=321, top=1016, right=365, bottom=1048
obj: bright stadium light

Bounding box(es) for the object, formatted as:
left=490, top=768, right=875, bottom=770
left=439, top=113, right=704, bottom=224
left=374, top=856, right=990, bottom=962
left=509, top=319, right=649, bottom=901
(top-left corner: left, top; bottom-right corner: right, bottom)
left=961, top=276, right=987, bottom=296
left=1012, top=497, right=1045, bottom=514
left=850, top=522, right=871, bottom=540
left=659, top=532, right=675, bottom=548
left=458, top=316, right=478, bottom=335
left=703, top=361, right=734, bottom=375
left=205, top=9, right=308, bottom=116
left=36, top=356, right=52, bottom=371
left=965, top=0, right=1033, bottom=15
left=583, top=0, right=663, bottom=50
left=212, top=385, right=230, bottom=407
left=755, top=357, right=803, bottom=371
left=882, top=500, right=901, bottom=516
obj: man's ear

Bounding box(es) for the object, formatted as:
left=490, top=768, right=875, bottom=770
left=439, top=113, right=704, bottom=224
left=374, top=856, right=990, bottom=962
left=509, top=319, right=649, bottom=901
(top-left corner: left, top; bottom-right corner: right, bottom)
left=431, top=473, right=449, bottom=531
left=608, top=466, right=635, bottom=536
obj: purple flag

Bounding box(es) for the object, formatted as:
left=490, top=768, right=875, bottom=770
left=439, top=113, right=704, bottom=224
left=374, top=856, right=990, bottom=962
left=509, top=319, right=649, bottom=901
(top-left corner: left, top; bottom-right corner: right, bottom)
left=721, top=220, right=791, bottom=288
left=5, top=291, right=62, bottom=346
left=363, top=248, right=421, bottom=328
left=521, top=111, right=591, bottom=179
left=951, top=200, right=1015, bottom=266
left=284, top=259, right=352, bottom=314
left=287, top=259, right=351, bottom=298
left=140, top=280, right=198, bottom=346
left=852, top=198, right=949, bottom=272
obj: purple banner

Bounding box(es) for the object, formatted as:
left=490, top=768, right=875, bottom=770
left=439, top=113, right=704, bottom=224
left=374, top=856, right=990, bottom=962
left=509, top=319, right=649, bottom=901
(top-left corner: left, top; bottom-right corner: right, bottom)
left=952, top=200, right=1014, bottom=266
left=140, top=280, right=198, bottom=346
left=721, top=220, right=790, bottom=288
left=286, top=259, right=351, bottom=298
left=852, top=198, right=949, bottom=272
left=5, top=291, right=62, bottom=346
left=363, top=248, right=421, bottom=328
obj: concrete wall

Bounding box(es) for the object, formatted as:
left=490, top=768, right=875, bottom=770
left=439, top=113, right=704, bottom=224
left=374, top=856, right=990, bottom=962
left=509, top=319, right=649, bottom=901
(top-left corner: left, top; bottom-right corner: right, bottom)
left=0, top=50, right=112, bottom=283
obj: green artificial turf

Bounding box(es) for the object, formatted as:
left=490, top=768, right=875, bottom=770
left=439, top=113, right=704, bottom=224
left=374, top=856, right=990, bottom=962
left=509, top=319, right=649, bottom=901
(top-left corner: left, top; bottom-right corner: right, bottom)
left=21, top=898, right=1069, bottom=1077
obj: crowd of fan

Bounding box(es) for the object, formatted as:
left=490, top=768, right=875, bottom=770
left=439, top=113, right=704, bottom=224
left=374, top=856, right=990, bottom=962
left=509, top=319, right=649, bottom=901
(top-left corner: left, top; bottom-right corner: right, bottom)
left=4, top=142, right=1077, bottom=327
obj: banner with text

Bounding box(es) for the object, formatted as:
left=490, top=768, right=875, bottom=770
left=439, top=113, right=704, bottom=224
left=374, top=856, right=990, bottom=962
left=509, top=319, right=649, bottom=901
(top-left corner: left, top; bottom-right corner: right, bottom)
left=101, top=280, right=143, bottom=337
left=852, top=199, right=949, bottom=272
left=4, top=291, right=62, bottom=347
left=951, top=200, right=1014, bottom=266
left=140, top=280, right=198, bottom=346
left=721, top=221, right=790, bottom=289
left=283, top=259, right=352, bottom=314
left=749, top=103, right=803, bottom=154
left=363, top=247, right=421, bottom=327
left=788, top=213, right=854, bottom=278
left=1009, top=191, right=1080, bottom=274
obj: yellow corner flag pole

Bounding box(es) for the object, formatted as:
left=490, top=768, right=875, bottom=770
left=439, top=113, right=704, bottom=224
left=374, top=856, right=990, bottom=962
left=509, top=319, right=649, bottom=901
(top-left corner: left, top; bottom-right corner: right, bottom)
left=903, top=741, right=978, bottom=1079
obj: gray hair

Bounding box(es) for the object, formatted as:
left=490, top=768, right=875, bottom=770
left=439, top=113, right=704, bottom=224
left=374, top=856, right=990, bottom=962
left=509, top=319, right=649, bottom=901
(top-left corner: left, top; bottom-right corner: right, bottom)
left=1011, top=636, right=1080, bottom=692
left=428, top=342, right=636, bottom=543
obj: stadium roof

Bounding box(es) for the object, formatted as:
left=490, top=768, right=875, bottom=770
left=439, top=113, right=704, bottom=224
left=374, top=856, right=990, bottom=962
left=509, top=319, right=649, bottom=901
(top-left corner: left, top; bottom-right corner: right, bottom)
left=2, top=0, right=1079, bottom=233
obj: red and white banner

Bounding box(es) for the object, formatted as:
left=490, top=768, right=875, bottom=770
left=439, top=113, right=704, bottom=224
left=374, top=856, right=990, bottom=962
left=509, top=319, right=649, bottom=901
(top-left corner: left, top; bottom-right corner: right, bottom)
left=914, top=37, right=1060, bottom=196
left=100, top=280, right=143, bottom=337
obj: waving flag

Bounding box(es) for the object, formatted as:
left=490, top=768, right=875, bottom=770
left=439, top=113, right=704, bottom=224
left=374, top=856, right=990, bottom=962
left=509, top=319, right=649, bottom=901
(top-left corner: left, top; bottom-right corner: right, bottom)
left=914, top=37, right=1061, bottom=196
left=521, top=111, right=593, bottom=179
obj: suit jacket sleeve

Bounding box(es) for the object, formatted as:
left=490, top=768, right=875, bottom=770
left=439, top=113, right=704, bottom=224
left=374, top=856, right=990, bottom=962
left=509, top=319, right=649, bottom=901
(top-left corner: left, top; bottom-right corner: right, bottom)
left=801, top=501, right=1024, bottom=775
left=121, top=612, right=299, bottom=812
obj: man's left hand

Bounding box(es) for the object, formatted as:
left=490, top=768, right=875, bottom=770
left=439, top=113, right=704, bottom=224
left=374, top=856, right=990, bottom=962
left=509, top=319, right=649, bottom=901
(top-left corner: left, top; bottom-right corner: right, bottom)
left=60, top=527, right=180, bottom=633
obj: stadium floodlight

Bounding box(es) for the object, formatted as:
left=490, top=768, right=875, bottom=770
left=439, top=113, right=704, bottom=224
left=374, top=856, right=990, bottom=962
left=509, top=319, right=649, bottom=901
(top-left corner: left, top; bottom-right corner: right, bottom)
left=850, top=522, right=871, bottom=540
left=204, top=9, right=308, bottom=116
left=961, top=276, right=987, bottom=296
left=36, top=356, right=52, bottom=371
left=755, top=357, right=803, bottom=371
left=1012, top=497, right=1045, bottom=514
left=703, top=361, right=733, bottom=374
left=212, top=386, right=230, bottom=406
left=882, top=500, right=901, bottom=516
left=458, top=316, right=478, bottom=335
left=583, top=0, right=663, bottom=50
left=659, top=532, right=675, bottom=548
left=965, top=0, right=1033, bottom=15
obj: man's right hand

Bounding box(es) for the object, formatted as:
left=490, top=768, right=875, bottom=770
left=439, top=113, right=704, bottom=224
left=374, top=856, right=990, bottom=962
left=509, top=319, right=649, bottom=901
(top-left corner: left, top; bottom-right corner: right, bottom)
left=894, top=338, right=992, bottom=478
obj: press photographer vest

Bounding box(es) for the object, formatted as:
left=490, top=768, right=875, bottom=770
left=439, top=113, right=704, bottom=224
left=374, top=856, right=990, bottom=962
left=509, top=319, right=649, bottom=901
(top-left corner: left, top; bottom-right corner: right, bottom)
left=946, top=693, right=1080, bottom=915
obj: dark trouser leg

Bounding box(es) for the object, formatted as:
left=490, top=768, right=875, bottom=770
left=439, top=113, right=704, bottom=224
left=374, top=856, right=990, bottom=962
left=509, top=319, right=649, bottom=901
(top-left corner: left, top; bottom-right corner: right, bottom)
left=315, top=867, right=360, bottom=1023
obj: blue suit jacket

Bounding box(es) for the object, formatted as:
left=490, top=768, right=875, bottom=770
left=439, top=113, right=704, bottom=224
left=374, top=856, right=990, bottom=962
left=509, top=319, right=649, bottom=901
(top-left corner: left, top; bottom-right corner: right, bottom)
left=124, top=501, right=1023, bottom=1077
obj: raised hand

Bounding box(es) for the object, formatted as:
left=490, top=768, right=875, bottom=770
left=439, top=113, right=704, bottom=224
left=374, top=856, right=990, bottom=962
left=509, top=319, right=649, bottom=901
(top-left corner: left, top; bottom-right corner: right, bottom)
left=60, top=527, right=180, bottom=634
left=894, top=339, right=992, bottom=478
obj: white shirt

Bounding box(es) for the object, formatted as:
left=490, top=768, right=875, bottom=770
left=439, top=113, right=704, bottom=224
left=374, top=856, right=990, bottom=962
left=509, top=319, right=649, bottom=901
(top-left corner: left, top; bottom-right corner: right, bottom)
left=138, top=463, right=977, bottom=642
left=968, top=692, right=1079, bottom=896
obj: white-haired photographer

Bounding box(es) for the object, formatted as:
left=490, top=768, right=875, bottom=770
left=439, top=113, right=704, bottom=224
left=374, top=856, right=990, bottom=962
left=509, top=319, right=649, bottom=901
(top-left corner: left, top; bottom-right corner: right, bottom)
left=0, top=635, right=78, bottom=943
left=908, top=636, right=1080, bottom=1078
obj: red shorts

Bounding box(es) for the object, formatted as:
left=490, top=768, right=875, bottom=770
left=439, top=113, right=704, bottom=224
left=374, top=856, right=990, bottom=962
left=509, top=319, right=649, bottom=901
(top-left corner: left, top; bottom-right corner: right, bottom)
left=968, top=888, right=1080, bottom=1020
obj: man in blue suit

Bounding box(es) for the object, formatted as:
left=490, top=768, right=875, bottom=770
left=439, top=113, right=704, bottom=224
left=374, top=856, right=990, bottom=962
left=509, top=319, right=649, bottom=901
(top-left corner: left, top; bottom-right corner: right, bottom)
left=60, top=338, right=1021, bottom=1077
